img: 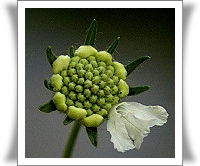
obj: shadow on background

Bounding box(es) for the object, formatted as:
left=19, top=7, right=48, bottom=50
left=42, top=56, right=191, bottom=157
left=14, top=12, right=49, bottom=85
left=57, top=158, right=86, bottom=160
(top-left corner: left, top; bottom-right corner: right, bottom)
left=5, top=1, right=193, bottom=166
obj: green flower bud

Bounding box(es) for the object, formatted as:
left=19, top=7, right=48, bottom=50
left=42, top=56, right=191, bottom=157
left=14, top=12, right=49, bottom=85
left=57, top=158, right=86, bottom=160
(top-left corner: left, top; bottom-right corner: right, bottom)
left=82, top=114, right=103, bottom=127
left=91, top=104, right=100, bottom=112
left=75, top=85, right=83, bottom=93
left=77, top=93, right=86, bottom=102
left=75, top=101, right=83, bottom=108
left=69, top=61, right=76, bottom=68
left=102, top=102, right=112, bottom=111
left=77, top=69, right=86, bottom=77
left=61, top=86, right=69, bottom=95
left=96, top=98, right=105, bottom=106
left=79, top=59, right=89, bottom=66
left=87, top=55, right=96, bottom=62
left=76, top=63, right=84, bottom=70
left=104, top=86, right=111, bottom=95
left=90, top=61, right=98, bottom=68
left=51, top=74, right=63, bottom=91
left=111, top=85, right=119, bottom=95
left=118, top=79, right=129, bottom=98
left=99, top=81, right=106, bottom=89
left=85, top=64, right=93, bottom=71
left=101, top=74, right=108, bottom=81
left=84, top=89, right=91, bottom=98
left=97, top=90, right=105, bottom=97
left=68, top=82, right=76, bottom=91
left=86, top=109, right=93, bottom=116
left=52, top=55, right=70, bottom=74
left=85, top=71, right=93, bottom=80
left=112, top=62, right=127, bottom=80
left=75, top=45, right=97, bottom=58
left=66, top=98, right=74, bottom=106
left=84, top=80, right=92, bottom=88
left=60, top=70, right=67, bottom=77
left=91, top=84, right=99, bottom=94
left=107, top=78, right=114, bottom=87
left=71, top=56, right=81, bottom=63
left=84, top=100, right=92, bottom=109
left=97, top=66, right=106, bottom=74
left=112, top=75, right=119, bottom=84
left=111, top=95, right=120, bottom=104
left=68, top=68, right=76, bottom=76
left=77, top=77, right=85, bottom=85
left=95, top=51, right=112, bottom=65
left=106, top=70, right=113, bottom=78
left=67, top=106, right=87, bottom=120
left=63, top=77, right=70, bottom=86
left=90, top=95, right=97, bottom=103
left=92, top=69, right=99, bottom=76
left=105, top=94, right=114, bottom=102
left=107, top=65, right=115, bottom=73
left=96, top=109, right=108, bottom=117
left=98, top=61, right=106, bottom=67
left=53, top=92, right=67, bottom=112
left=71, top=74, right=78, bottom=83
left=69, top=91, right=77, bottom=100
left=92, top=76, right=101, bottom=84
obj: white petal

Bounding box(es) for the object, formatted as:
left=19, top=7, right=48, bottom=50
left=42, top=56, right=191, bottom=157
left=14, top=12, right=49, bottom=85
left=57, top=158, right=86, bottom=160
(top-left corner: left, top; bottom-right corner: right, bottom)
left=107, top=102, right=168, bottom=152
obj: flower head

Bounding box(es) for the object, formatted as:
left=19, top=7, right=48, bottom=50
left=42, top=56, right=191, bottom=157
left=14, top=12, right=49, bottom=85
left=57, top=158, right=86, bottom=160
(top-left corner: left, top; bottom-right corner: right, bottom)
left=39, top=19, right=168, bottom=153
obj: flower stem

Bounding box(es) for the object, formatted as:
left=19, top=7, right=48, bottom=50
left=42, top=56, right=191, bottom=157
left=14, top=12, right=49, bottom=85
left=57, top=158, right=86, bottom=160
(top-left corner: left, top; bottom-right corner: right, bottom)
left=62, top=120, right=82, bottom=158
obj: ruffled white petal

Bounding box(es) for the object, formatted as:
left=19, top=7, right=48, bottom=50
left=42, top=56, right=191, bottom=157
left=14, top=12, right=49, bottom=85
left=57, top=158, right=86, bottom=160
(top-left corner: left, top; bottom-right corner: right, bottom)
left=107, top=102, right=168, bottom=152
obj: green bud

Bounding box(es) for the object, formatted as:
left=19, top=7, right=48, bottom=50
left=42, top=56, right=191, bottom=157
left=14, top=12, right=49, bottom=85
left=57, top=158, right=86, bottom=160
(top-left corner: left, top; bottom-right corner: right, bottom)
left=68, top=82, right=76, bottom=91
left=84, top=80, right=92, bottom=88
left=92, top=69, right=99, bottom=76
left=71, top=74, right=79, bottom=83
left=86, top=109, right=93, bottom=116
left=84, top=89, right=91, bottom=98
left=75, top=85, right=83, bottom=93
left=76, top=63, right=84, bottom=70
left=96, top=98, right=105, bottom=106
left=52, top=92, right=67, bottom=112
left=79, top=59, right=89, bottom=66
left=97, top=66, right=106, bottom=74
left=98, top=61, right=106, bottom=67
left=71, top=56, right=81, bottom=63
left=106, top=70, right=113, bottom=78
left=84, top=100, right=92, bottom=109
left=75, top=101, right=83, bottom=108
left=112, top=95, right=120, bottom=104
left=50, top=74, right=63, bottom=91
left=63, top=77, right=70, bottom=86
left=69, top=61, right=76, bottom=68
left=69, top=91, right=77, bottom=100
left=87, top=55, right=96, bottom=62
left=77, top=69, right=86, bottom=77
left=96, top=109, right=108, bottom=117
left=105, top=94, right=114, bottom=102
left=77, top=77, right=85, bottom=85
left=111, top=85, right=119, bottom=95
left=104, top=86, right=111, bottom=95
left=90, top=61, right=98, bottom=68
left=95, top=51, right=112, bottom=65
left=52, top=55, right=70, bottom=74
left=75, top=45, right=97, bottom=58
left=67, top=106, right=87, bottom=120
left=61, top=86, right=69, bottom=95
left=66, top=98, right=74, bottom=106
left=101, top=74, right=108, bottom=81
left=92, top=76, right=101, bottom=84
left=107, top=65, right=115, bottom=73
left=90, top=95, right=97, bottom=103
left=118, top=79, right=129, bottom=98
left=91, top=104, right=100, bottom=112
left=60, top=70, right=67, bottom=77
left=102, top=102, right=112, bottom=111
left=85, top=71, right=93, bottom=80
left=85, top=64, right=93, bottom=71
left=112, top=75, right=119, bottom=84
left=68, top=68, right=76, bottom=76
left=82, top=114, right=103, bottom=127
left=113, top=62, right=127, bottom=80
left=91, top=84, right=99, bottom=94
left=99, top=81, right=106, bottom=89
left=77, top=93, right=86, bottom=102
left=97, top=90, right=105, bottom=97
left=107, top=78, right=114, bottom=87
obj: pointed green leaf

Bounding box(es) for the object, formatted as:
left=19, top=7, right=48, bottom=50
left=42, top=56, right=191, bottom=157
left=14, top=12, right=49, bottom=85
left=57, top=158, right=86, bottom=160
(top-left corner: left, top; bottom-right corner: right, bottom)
left=63, top=116, right=74, bottom=125
left=107, top=37, right=120, bottom=55
left=128, top=86, right=150, bottom=96
left=84, top=19, right=98, bottom=46
left=38, top=100, right=57, bottom=113
left=125, top=56, right=151, bottom=76
left=44, top=79, right=53, bottom=91
left=86, top=127, right=98, bottom=147
left=69, top=46, right=75, bottom=58
left=46, top=46, right=57, bottom=66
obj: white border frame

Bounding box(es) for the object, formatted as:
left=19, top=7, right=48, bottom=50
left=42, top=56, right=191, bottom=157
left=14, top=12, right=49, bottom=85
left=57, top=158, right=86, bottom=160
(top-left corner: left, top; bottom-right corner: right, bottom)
left=18, top=1, right=182, bottom=165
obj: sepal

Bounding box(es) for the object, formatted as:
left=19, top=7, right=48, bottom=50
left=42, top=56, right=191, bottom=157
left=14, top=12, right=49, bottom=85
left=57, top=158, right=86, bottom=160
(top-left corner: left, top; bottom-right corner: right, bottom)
left=38, top=100, right=57, bottom=113
left=125, top=56, right=150, bottom=76
left=46, top=46, right=57, bottom=66
left=128, top=86, right=150, bottom=96
left=86, top=127, right=98, bottom=147
left=63, top=116, right=74, bottom=125
left=107, top=37, right=120, bottom=55
left=44, top=79, right=53, bottom=91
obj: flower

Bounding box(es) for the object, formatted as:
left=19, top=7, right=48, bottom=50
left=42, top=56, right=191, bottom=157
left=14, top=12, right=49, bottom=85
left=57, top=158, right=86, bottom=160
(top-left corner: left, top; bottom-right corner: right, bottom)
left=107, top=102, right=168, bottom=152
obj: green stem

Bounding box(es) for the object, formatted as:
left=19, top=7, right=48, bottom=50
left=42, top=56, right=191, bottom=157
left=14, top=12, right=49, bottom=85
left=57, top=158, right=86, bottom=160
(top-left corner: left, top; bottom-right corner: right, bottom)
left=62, top=121, right=82, bottom=158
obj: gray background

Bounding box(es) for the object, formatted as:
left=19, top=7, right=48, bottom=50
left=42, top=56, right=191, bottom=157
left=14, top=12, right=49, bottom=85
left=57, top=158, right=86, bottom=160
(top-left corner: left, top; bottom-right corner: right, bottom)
left=25, top=8, right=175, bottom=158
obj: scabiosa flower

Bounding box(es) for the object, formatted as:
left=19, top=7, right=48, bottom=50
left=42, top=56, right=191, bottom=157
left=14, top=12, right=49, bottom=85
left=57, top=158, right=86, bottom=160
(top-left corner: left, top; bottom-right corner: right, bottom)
left=38, top=19, right=168, bottom=157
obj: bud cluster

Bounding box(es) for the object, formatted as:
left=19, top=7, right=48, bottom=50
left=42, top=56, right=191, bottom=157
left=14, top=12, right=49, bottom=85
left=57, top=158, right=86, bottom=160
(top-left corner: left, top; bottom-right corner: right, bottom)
left=50, top=45, right=129, bottom=127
